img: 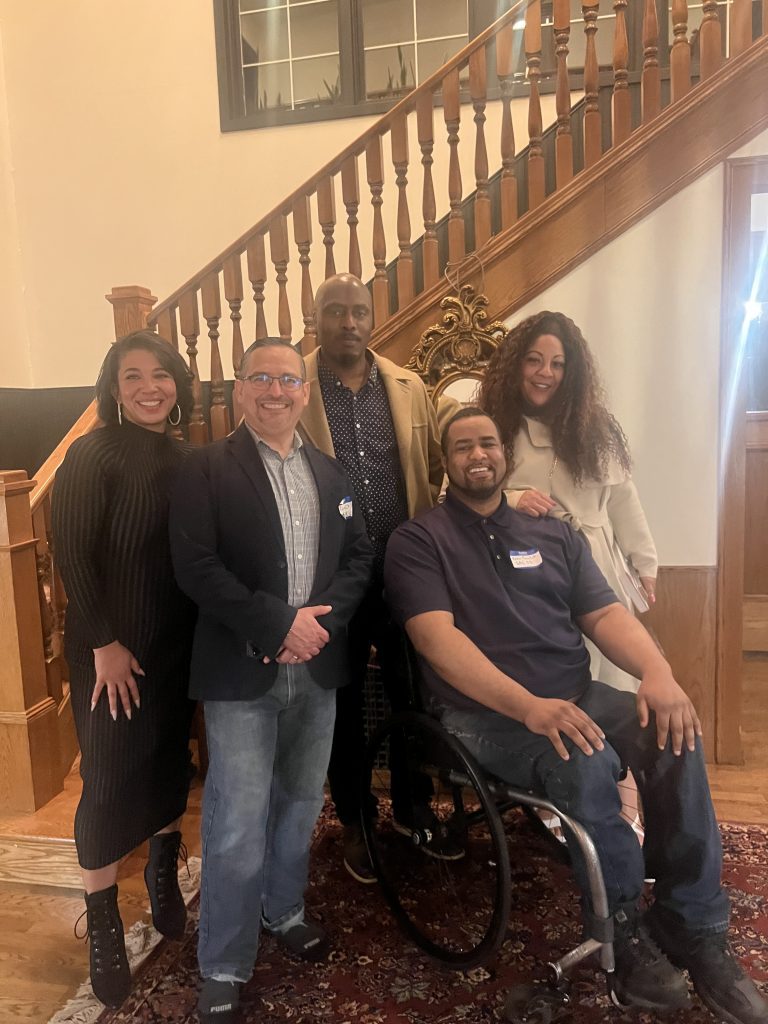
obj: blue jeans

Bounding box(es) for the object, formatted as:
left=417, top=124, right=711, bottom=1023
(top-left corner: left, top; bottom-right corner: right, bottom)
left=199, top=670, right=336, bottom=981
left=440, top=681, right=729, bottom=935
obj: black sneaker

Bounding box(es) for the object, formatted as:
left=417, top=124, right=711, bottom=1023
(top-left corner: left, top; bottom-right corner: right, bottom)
left=648, top=914, right=768, bottom=1024
left=198, top=978, right=242, bottom=1024
left=611, top=908, right=691, bottom=1011
left=343, top=824, right=377, bottom=884
left=393, top=808, right=465, bottom=861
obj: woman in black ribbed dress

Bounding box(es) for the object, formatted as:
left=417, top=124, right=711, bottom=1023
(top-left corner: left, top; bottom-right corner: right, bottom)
left=52, top=330, right=197, bottom=1007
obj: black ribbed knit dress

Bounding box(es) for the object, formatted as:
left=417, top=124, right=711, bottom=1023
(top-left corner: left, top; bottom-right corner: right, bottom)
left=52, top=420, right=197, bottom=870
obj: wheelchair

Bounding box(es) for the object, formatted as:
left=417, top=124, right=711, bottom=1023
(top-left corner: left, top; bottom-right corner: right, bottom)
left=360, top=704, right=619, bottom=1024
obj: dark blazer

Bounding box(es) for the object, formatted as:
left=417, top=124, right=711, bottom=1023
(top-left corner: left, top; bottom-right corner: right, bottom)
left=169, top=423, right=373, bottom=701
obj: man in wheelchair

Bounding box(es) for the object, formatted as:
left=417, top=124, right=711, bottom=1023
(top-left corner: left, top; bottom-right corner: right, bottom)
left=383, top=407, right=767, bottom=1024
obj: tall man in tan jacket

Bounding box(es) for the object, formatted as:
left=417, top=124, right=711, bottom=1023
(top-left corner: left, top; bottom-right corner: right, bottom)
left=300, top=273, right=445, bottom=882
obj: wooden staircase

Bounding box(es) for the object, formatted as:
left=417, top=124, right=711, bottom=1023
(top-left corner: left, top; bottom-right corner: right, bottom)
left=1, top=0, right=767, bottom=842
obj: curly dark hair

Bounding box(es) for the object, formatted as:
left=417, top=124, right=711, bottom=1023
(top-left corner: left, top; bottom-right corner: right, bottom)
left=95, top=330, right=195, bottom=427
left=478, top=311, right=631, bottom=484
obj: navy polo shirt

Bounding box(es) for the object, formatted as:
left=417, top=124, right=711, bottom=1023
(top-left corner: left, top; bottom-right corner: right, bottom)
left=383, top=489, right=619, bottom=712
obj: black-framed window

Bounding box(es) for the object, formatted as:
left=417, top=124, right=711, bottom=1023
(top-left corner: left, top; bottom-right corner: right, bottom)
left=214, top=0, right=514, bottom=131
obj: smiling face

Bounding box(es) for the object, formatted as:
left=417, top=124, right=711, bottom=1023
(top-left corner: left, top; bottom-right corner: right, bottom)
left=520, top=333, right=566, bottom=409
left=113, top=347, right=178, bottom=432
left=315, top=275, right=373, bottom=369
left=234, top=343, right=309, bottom=451
left=443, top=414, right=507, bottom=506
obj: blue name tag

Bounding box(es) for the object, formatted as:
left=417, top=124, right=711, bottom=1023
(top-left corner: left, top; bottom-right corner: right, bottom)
left=509, top=548, right=542, bottom=569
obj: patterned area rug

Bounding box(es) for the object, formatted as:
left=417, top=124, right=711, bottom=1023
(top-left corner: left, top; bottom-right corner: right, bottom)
left=86, top=809, right=768, bottom=1023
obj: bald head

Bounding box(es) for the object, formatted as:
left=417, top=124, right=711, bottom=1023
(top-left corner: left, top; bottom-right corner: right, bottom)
left=314, top=274, right=373, bottom=369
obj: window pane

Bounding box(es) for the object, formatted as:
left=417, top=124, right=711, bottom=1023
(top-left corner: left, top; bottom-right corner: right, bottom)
left=362, top=0, right=415, bottom=47
left=416, top=0, right=467, bottom=38
left=291, top=1, right=339, bottom=59
left=293, top=55, right=341, bottom=105
left=365, top=43, right=416, bottom=99
left=240, top=9, right=289, bottom=65
left=244, top=62, right=291, bottom=112
left=239, top=0, right=284, bottom=11
left=417, top=36, right=467, bottom=81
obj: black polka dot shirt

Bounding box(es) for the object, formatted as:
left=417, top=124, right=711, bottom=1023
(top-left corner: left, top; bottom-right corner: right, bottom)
left=318, top=354, right=408, bottom=572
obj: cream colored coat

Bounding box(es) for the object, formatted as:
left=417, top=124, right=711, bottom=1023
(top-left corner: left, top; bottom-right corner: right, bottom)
left=300, top=348, right=444, bottom=519
left=505, top=417, right=658, bottom=691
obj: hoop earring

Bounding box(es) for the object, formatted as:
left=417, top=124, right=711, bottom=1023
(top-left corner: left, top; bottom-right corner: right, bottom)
left=116, top=401, right=123, bottom=425
left=168, top=404, right=182, bottom=427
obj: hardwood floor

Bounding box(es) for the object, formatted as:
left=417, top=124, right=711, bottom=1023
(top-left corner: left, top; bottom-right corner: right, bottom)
left=0, top=659, right=765, bottom=1024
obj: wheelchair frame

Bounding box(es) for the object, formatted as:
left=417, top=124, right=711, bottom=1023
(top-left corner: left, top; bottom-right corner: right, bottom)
left=361, top=710, right=617, bottom=1019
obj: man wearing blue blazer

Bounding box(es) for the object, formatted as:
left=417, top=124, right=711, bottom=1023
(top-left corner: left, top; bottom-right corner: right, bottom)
left=170, top=338, right=372, bottom=1024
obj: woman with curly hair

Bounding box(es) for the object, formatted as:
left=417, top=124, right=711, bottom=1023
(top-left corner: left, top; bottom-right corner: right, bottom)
left=53, top=330, right=198, bottom=1008
left=480, top=309, right=657, bottom=681
left=479, top=311, right=658, bottom=834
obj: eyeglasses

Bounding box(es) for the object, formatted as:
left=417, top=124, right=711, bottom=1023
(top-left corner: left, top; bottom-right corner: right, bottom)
left=240, top=373, right=305, bottom=391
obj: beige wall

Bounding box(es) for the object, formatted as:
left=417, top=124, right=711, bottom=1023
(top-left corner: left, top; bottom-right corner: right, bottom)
left=0, top=24, right=31, bottom=387
left=510, top=168, right=725, bottom=567
left=0, top=0, right=555, bottom=390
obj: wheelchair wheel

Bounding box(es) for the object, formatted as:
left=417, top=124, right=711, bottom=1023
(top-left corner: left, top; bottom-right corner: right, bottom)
left=362, top=711, right=511, bottom=969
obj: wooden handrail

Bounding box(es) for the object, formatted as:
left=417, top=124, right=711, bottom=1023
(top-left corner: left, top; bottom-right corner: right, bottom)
left=30, top=401, right=100, bottom=510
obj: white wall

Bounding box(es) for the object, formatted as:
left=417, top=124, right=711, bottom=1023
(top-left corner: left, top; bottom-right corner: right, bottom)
left=510, top=168, right=725, bottom=567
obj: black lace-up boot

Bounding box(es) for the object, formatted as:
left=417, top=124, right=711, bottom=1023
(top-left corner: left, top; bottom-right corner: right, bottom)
left=83, top=884, right=131, bottom=1007
left=144, top=830, right=187, bottom=940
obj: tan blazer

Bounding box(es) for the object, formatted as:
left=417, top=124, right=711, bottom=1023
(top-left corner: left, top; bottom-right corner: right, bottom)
left=300, top=348, right=444, bottom=517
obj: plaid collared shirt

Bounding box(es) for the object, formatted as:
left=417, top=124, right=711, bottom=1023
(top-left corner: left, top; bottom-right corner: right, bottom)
left=318, top=352, right=407, bottom=571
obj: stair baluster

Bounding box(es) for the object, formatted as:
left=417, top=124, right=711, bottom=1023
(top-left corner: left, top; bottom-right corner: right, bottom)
left=525, top=0, right=546, bottom=208
left=317, top=175, right=337, bottom=279
left=201, top=271, right=230, bottom=440
left=366, top=135, right=390, bottom=326
left=269, top=214, right=292, bottom=341
left=469, top=46, right=492, bottom=248
left=417, top=91, right=439, bottom=289
left=292, top=195, right=316, bottom=354
left=443, top=67, right=466, bottom=265
left=246, top=233, right=269, bottom=341
left=155, top=307, right=180, bottom=350
left=700, top=0, right=723, bottom=78
left=392, top=114, right=415, bottom=306
left=582, top=0, right=602, bottom=168
left=223, top=254, right=244, bottom=422
left=670, top=0, right=692, bottom=101
left=341, top=155, right=363, bottom=281
left=729, top=0, right=753, bottom=55
left=495, top=21, right=518, bottom=228
left=553, top=0, right=574, bottom=188
left=178, top=290, right=208, bottom=446
left=642, top=0, right=661, bottom=121
left=612, top=0, right=632, bottom=145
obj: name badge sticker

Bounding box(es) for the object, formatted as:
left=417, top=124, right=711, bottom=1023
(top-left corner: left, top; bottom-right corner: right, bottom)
left=510, top=548, right=542, bottom=569
left=338, top=496, right=353, bottom=520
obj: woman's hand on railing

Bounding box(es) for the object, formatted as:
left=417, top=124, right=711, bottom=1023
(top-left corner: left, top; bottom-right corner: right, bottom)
left=92, top=641, right=145, bottom=721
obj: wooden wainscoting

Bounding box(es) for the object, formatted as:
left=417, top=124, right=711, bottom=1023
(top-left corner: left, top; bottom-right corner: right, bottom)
left=643, top=565, right=717, bottom=762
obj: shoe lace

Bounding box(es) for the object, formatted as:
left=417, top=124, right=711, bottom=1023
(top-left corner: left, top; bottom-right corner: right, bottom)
left=618, top=921, right=668, bottom=967
left=154, top=838, right=189, bottom=905
left=74, top=902, right=125, bottom=972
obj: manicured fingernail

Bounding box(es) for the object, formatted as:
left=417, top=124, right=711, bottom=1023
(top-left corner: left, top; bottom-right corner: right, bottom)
left=90, top=702, right=96, bottom=712
left=111, top=709, right=117, bottom=721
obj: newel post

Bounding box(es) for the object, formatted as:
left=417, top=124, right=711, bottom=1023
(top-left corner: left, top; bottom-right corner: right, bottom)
left=0, top=471, right=64, bottom=811
left=106, top=285, right=158, bottom=337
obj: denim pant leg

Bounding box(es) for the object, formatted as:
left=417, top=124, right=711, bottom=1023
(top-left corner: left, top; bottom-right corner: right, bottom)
left=198, top=673, right=336, bottom=981
left=261, top=677, right=336, bottom=928
left=579, top=682, right=729, bottom=934
left=440, top=698, right=647, bottom=916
